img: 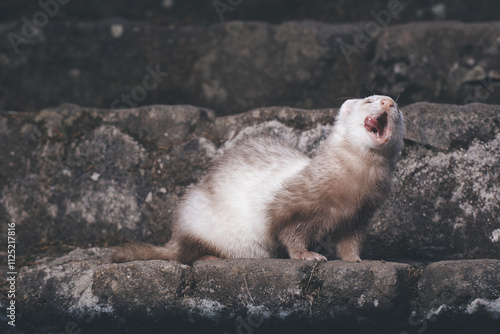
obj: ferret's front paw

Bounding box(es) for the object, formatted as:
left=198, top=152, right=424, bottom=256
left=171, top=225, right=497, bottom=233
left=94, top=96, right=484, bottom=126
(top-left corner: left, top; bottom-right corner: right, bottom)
left=290, top=251, right=327, bottom=262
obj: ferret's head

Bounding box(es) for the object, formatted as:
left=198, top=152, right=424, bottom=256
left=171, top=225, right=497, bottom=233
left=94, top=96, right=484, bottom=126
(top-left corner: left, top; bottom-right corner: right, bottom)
left=336, top=95, right=405, bottom=156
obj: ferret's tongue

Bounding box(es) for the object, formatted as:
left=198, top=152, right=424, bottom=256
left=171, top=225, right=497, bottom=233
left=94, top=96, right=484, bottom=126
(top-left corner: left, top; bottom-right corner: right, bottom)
left=364, top=116, right=384, bottom=136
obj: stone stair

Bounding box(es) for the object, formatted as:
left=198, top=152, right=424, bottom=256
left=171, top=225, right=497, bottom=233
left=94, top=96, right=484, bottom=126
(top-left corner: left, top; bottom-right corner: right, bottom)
left=0, top=1, right=499, bottom=333
left=15, top=248, right=500, bottom=334
left=1, top=101, right=499, bottom=333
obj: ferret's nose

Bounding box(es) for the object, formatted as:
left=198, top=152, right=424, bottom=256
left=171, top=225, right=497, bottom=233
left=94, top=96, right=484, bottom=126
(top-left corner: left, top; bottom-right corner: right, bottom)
left=380, top=98, right=394, bottom=111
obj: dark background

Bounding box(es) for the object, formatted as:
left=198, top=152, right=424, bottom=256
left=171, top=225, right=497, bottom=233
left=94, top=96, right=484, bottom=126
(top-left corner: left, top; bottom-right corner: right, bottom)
left=1, top=0, right=500, bottom=115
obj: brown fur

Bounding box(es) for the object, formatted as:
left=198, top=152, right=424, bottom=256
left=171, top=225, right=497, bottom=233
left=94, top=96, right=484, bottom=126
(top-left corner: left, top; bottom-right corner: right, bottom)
left=110, top=243, right=177, bottom=263
left=111, top=235, right=223, bottom=265
left=267, top=140, right=394, bottom=262
left=174, top=234, right=223, bottom=265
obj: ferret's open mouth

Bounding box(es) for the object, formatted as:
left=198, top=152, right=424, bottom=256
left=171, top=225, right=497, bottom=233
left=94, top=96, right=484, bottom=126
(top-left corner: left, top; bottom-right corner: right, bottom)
left=364, top=112, right=390, bottom=145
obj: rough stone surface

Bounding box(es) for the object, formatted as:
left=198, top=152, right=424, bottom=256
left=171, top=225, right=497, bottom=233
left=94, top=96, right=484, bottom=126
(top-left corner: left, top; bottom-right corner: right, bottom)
left=374, top=22, right=500, bottom=106
left=92, top=260, right=189, bottom=320
left=418, top=260, right=500, bottom=314
left=317, top=261, right=410, bottom=319
left=1, top=20, right=500, bottom=114
left=7, top=249, right=500, bottom=333
left=12, top=248, right=115, bottom=333
left=0, top=102, right=499, bottom=263
left=413, top=260, right=500, bottom=333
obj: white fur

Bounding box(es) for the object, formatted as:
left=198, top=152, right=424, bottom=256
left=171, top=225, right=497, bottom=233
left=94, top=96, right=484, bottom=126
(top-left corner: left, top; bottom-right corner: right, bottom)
left=176, top=139, right=310, bottom=258
left=334, top=95, right=404, bottom=156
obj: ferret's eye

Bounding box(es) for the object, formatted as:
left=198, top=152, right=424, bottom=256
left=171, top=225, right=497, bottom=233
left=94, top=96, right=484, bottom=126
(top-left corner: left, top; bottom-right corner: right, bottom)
left=364, top=99, right=373, bottom=104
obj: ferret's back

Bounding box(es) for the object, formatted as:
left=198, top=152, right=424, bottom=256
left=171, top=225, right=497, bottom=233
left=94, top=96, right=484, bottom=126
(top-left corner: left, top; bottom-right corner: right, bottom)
left=174, top=135, right=310, bottom=258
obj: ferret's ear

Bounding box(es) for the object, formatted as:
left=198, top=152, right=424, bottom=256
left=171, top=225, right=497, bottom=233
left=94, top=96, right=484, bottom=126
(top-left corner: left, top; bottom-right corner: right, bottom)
left=338, top=99, right=356, bottom=119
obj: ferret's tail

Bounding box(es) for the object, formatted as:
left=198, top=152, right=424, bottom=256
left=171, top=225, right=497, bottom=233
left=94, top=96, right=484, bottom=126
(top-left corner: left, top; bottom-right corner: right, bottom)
left=110, top=242, right=177, bottom=263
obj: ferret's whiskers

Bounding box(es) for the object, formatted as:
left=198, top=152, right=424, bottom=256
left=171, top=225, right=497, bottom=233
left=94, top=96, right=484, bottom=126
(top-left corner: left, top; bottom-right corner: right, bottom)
left=396, top=82, right=415, bottom=103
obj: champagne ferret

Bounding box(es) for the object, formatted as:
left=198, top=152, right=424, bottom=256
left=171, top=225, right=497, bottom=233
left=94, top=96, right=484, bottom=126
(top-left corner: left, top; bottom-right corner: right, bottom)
left=112, top=95, right=405, bottom=264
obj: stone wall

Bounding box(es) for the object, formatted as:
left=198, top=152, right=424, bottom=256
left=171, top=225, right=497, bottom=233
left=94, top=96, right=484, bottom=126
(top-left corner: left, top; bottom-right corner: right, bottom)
left=1, top=103, right=499, bottom=262
left=1, top=100, right=499, bottom=334
left=1, top=20, right=500, bottom=114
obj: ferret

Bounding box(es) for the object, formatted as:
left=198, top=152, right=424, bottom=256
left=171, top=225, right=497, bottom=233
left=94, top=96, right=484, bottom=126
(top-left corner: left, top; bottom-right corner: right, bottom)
left=112, top=95, right=405, bottom=264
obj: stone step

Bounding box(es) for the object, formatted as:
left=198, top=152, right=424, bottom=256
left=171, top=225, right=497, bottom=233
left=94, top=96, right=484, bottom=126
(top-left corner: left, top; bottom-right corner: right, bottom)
left=11, top=248, right=500, bottom=333
left=1, top=102, right=498, bottom=262
left=1, top=20, right=500, bottom=114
